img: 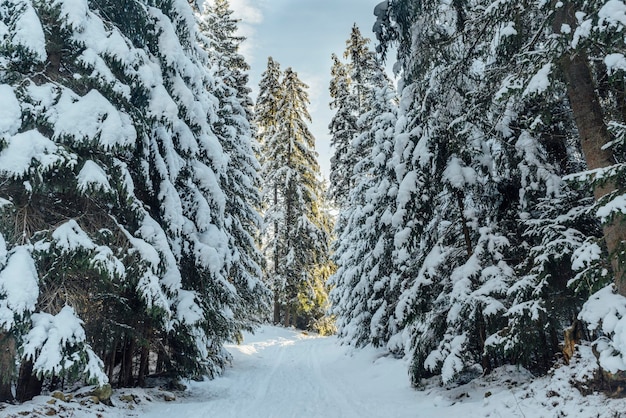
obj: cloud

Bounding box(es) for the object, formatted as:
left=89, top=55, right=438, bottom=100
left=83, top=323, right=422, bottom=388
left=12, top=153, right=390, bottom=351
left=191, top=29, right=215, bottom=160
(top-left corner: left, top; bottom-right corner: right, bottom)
left=229, top=0, right=263, bottom=24
left=225, top=0, right=264, bottom=63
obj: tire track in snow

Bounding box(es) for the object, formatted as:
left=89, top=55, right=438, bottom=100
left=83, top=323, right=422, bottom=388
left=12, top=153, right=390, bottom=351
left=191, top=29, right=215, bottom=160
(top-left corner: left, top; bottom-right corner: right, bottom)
left=306, top=337, right=369, bottom=417
left=140, top=327, right=419, bottom=418
left=243, top=331, right=352, bottom=417
left=248, top=336, right=289, bottom=405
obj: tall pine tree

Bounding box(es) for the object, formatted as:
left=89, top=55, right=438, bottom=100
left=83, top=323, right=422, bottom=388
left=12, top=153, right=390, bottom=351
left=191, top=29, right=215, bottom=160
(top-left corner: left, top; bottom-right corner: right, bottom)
left=198, top=0, right=270, bottom=335
left=258, top=64, right=330, bottom=328
left=328, top=25, right=391, bottom=207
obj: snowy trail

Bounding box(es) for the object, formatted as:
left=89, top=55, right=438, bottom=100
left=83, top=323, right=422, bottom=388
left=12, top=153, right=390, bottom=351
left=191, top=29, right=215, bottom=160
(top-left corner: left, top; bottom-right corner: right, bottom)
left=5, top=325, right=626, bottom=417
left=134, top=325, right=626, bottom=418
left=139, top=326, right=423, bottom=418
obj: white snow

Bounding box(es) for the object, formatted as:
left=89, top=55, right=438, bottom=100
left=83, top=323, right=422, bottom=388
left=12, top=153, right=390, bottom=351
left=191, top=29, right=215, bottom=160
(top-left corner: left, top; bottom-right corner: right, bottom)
left=91, top=245, right=125, bottom=278
left=50, top=89, right=136, bottom=150
left=0, top=130, right=62, bottom=177
left=523, top=63, right=552, bottom=97
left=52, top=0, right=90, bottom=31
left=579, top=285, right=626, bottom=373
left=4, top=325, right=626, bottom=417
left=0, top=84, right=21, bottom=135
left=395, top=170, right=417, bottom=222
left=572, top=12, right=592, bottom=48
left=596, top=193, right=626, bottom=221
left=598, top=0, right=626, bottom=28
left=77, top=49, right=132, bottom=99
left=175, top=289, right=204, bottom=325
left=604, top=53, right=626, bottom=75
left=0, top=198, right=11, bottom=209
left=494, top=75, right=523, bottom=102
left=0, top=233, right=6, bottom=266
left=0, top=246, right=39, bottom=330
left=442, top=156, right=477, bottom=188
left=499, top=21, right=517, bottom=37
left=77, top=160, right=112, bottom=194
left=149, top=85, right=180, bottom=120
left=571, top=239, right=602, bottom=271
left=10, top=0, right=47, bottom=62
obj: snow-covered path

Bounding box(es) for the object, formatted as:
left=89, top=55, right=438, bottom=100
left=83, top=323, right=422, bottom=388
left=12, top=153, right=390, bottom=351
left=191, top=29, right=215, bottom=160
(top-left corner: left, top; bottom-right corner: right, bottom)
left=5, top=325, right=626, bottom=417
left=140, top=326, right=423, bottom=418
left=136, top=326, right=626, bottom=418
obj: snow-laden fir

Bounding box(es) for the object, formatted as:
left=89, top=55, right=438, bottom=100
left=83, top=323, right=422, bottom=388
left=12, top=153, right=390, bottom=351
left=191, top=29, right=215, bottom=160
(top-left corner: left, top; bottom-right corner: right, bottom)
left=0, top=0, right=267, bottom=399
left=331, top=0, right=626, bottom=390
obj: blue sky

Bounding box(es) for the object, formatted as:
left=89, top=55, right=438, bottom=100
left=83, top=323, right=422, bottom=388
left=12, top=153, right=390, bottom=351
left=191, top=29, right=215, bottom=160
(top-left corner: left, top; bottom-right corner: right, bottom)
left=227, top=0, right=387, bottom=180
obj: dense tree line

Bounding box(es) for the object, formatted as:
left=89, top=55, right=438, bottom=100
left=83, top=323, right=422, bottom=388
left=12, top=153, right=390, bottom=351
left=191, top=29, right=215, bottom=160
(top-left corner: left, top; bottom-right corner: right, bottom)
left=330, top=0, right=626, bottom=387
left=0, top=0, right=270, bottom=402
left=0, top=0, right=334, bottom=402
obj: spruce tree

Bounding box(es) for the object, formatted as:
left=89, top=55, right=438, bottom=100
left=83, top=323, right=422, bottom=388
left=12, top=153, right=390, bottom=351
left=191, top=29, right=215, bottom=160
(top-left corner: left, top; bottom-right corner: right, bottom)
left=550, top=0, right=626, bottom=375
left=0, top=0, right=264, bottom=399
left=328, top=25, right=390, bottom=207
left=255, top=57, right=284, bottom=324
left=198, top=0, right=270, bottom=334
left=327, top=54, right=358, bottom=207
left=258, top=65, right=330, bottom=328
left=330, top=78, right=400, bottom=347
left=202, top=0, right=254, bottom=118
left=365, top=0, right=602, bottom=384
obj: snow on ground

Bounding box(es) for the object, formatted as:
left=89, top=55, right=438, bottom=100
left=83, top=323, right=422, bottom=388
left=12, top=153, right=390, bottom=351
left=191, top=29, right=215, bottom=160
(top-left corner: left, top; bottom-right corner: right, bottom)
left=2, top=325, right=626, bottom=417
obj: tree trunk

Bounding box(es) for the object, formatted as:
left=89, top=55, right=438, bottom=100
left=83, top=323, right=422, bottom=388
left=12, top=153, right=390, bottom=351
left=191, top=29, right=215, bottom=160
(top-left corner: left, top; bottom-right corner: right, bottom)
left=273, top=184, right=281, bottom=325
left=273, top=292, right=281, bottom=324
left=107, top=339, right=118, bottom=383
left=554, top=2, right=626, bottom=294
left=455, top=190, right=473, bottom=259
left=137, top=344, right=149, bottom=387
left=121, top=337, right=134, bottom=387
left=15, top=359, right=42, bottom=402
left=283, top=304, right=291, bottom=328
left=0, top=333, right=15, bottom=402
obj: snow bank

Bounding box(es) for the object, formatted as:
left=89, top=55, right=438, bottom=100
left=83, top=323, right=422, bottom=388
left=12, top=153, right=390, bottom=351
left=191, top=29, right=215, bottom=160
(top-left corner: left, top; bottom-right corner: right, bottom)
left=5, top=326, right=626, bottom=417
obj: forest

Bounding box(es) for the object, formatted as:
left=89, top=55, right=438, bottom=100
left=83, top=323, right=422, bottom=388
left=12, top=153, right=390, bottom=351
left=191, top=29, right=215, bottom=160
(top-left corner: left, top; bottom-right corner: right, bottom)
left=0, top=0, right=625, bottom=409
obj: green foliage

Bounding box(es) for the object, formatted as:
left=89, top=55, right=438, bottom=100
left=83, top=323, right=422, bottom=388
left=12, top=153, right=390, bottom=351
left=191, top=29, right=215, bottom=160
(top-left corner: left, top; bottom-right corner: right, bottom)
left=257, top=61, right=332, bottom=329
left=328, top=0, right=626, bottom=387
left=0, top=0, right=266, bottom=398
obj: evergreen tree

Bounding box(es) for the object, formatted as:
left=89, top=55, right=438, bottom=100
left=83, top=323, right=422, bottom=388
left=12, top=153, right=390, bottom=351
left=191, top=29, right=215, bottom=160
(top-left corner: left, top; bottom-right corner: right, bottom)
left=201, top=0, right=254, bottom=118
left=327, top=54, right=357, bottom=206
left=197, top=0, right=270, bottom=334
left=258, top=65, right=330, bottom=328
left=550, top=0, right=626, bottom=376
left=255, top=57, right=284, bottom=324
left=328, top=25, right=390, bottom=207
left=0, top=0, right=264, bottom=400
left=330, top=78, right=400, bottom=347
left=364, top=0, right=602, bottom=384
